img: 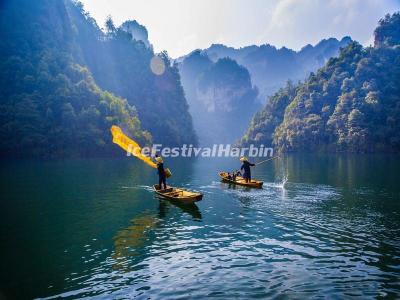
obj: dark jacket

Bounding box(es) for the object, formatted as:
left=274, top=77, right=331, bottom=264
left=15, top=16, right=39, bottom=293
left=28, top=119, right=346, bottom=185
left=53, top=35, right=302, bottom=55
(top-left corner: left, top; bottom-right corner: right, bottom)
left=157, top=162, right=165, bottom=178
left=241, top=161, right=255, bottom=179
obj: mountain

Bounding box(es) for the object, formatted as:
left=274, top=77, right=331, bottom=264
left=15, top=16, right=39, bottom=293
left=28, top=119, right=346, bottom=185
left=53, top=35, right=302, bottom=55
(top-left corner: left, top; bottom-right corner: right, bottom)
left=241, top=12, right=400, bottom=153
left=179, top=37, right=352, bottom=102
left=178, top=36, right=351, bottom=146
left=0, top=0, right=196, bottom=158
left=0, top=0, right=151, bottom=157
left=179, top=52, right=259, bottom=145
left=66, top=2, right=197, bottom=147
left=120, top=20, right=150, bottom=47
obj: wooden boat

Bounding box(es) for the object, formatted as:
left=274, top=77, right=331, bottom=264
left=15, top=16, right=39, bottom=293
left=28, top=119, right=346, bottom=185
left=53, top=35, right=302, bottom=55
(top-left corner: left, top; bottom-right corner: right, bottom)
left=219, top=172, right=263, bottom=188
left=153, top=185, right=203, bottom=204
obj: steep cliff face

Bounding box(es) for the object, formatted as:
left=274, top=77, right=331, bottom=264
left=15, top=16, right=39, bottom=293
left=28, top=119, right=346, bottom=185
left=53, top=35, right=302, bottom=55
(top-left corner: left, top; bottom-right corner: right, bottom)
left=178, top=37, right=351, bottom=102
left=180, top=52, right=259, bottom=145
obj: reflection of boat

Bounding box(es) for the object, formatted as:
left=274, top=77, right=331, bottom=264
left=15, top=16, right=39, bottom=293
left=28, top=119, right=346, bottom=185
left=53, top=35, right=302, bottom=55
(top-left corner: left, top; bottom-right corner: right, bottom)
left=158, top=198, right=202, bottom=220
left=153, top=185, right=203, bottom=203
left=219, top=172, right=263, bottom=188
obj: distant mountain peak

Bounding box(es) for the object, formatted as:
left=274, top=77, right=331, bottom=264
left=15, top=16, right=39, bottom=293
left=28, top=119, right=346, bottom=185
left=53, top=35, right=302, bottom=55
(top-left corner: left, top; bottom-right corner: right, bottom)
left=185, top=37, right=353, bottom=101
left=120, top=20, right=150, bottom=47
left=300, top=44, right=313, bottom=51
left=341, top=36, right=352, bottom=43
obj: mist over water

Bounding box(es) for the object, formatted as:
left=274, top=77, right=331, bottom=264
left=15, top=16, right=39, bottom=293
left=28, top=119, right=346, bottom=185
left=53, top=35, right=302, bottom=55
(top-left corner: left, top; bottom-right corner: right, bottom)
left=0, top=155, right=399, bottom=299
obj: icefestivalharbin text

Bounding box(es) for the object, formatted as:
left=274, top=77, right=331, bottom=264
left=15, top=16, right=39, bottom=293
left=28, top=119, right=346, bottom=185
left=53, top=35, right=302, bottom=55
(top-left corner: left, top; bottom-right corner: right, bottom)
left=126, top=144, right=274, bottom=158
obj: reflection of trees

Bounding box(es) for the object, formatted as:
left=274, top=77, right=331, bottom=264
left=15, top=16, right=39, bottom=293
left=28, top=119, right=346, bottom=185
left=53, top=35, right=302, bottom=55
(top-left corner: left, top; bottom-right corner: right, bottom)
left=112, top=213, right=158, bottom=270
left=283, top=154, right=399, bottom=191
left=112, top=198, right=202, bottom=271
left=283, top=154, right=356, bottom=188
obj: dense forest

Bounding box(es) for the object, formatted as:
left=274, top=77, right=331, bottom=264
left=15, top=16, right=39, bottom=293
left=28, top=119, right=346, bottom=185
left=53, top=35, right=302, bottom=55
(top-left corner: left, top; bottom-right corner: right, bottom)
left=178, top=37, right=351, bottom=101
left=241, top=12, right=400, bottom=153
left=179, top=53, right=259, bottom=145
left=67, top=2, right=196, bottom=146
left=0, top=0, right=196, bottom=158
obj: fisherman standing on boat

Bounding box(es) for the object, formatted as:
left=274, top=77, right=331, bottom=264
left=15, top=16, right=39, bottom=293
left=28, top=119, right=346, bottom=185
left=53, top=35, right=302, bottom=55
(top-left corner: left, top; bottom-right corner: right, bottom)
left=155, top=155, right=167, bottom=190
left=240, top=157, right=255, bottom=183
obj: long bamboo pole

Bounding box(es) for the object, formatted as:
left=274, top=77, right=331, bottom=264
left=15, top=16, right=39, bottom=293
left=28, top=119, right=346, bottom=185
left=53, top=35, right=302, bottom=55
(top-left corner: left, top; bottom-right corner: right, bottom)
left=255, top=156, right=280, bottom=166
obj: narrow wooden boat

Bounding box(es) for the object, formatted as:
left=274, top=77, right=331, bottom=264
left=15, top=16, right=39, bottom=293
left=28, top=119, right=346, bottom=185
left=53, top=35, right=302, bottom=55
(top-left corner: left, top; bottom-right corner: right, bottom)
left=219, top=172, right=263, bottom=188
left=153, top=185, right=203, bottom=204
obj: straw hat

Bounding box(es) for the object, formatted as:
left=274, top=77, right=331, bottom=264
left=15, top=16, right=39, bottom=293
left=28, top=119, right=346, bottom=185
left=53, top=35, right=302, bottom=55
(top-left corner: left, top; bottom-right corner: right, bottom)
left=240, top=156, right=248, bottom=162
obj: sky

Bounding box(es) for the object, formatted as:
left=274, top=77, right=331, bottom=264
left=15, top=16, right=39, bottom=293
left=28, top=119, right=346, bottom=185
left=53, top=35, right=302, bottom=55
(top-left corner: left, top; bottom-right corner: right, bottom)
left=80, top=0, right=400, bottom=58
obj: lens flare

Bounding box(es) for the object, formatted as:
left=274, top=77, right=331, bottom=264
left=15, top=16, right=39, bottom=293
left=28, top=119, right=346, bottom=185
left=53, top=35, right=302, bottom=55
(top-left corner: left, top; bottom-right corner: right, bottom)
left=150, top=55, right=165, bottom=75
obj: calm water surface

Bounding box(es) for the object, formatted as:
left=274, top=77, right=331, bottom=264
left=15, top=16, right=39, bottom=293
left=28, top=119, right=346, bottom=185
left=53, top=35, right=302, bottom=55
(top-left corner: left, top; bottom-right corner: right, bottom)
left=0, top=155, right=399, bottom=299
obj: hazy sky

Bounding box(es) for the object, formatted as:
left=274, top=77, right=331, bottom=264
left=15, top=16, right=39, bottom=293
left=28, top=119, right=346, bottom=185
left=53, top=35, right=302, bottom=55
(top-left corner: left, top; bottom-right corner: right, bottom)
left=80, top=0, right=400, bottom=58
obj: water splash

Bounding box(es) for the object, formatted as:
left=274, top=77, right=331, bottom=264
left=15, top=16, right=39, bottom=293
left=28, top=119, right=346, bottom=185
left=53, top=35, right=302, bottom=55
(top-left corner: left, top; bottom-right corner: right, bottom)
left=278, top=157, right=288, bottom=190
left=278, top=175, right=288, bottom=189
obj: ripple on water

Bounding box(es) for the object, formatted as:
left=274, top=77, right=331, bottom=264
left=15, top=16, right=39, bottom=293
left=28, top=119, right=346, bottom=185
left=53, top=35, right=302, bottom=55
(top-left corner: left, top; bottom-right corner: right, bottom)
left=41, top=180, right=400, bottom=299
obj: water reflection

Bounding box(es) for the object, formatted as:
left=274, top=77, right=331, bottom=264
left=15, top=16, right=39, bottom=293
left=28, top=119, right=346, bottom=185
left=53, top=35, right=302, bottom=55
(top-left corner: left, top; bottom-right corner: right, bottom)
left=112, top=196, right=202, bottom=270
left=223, top=182, right=253, bottom=191
left=112, top=212, right=159, bottom=269
left=1, top=155, right=400, bottom=299
left=157, top=198, right=202, bottom=220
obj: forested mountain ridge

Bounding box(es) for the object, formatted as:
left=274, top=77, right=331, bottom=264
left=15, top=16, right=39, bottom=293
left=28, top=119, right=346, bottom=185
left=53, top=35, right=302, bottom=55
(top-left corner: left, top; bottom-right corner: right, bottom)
left=66, top=1, right=197, bottom=147
left=179, top=52, right=259, bottom=145
left=0, top=0, right=196, bottom=158
left=241, top=12, right=400, bottom=153
left=0, top=0, right=151, bottom=157
left=178, top=37, right=352, bottom=102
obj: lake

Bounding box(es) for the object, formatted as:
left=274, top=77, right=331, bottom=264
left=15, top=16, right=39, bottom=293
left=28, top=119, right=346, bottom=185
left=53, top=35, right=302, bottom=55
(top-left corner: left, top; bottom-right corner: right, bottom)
left=0, top=154, right=399, bottom=299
